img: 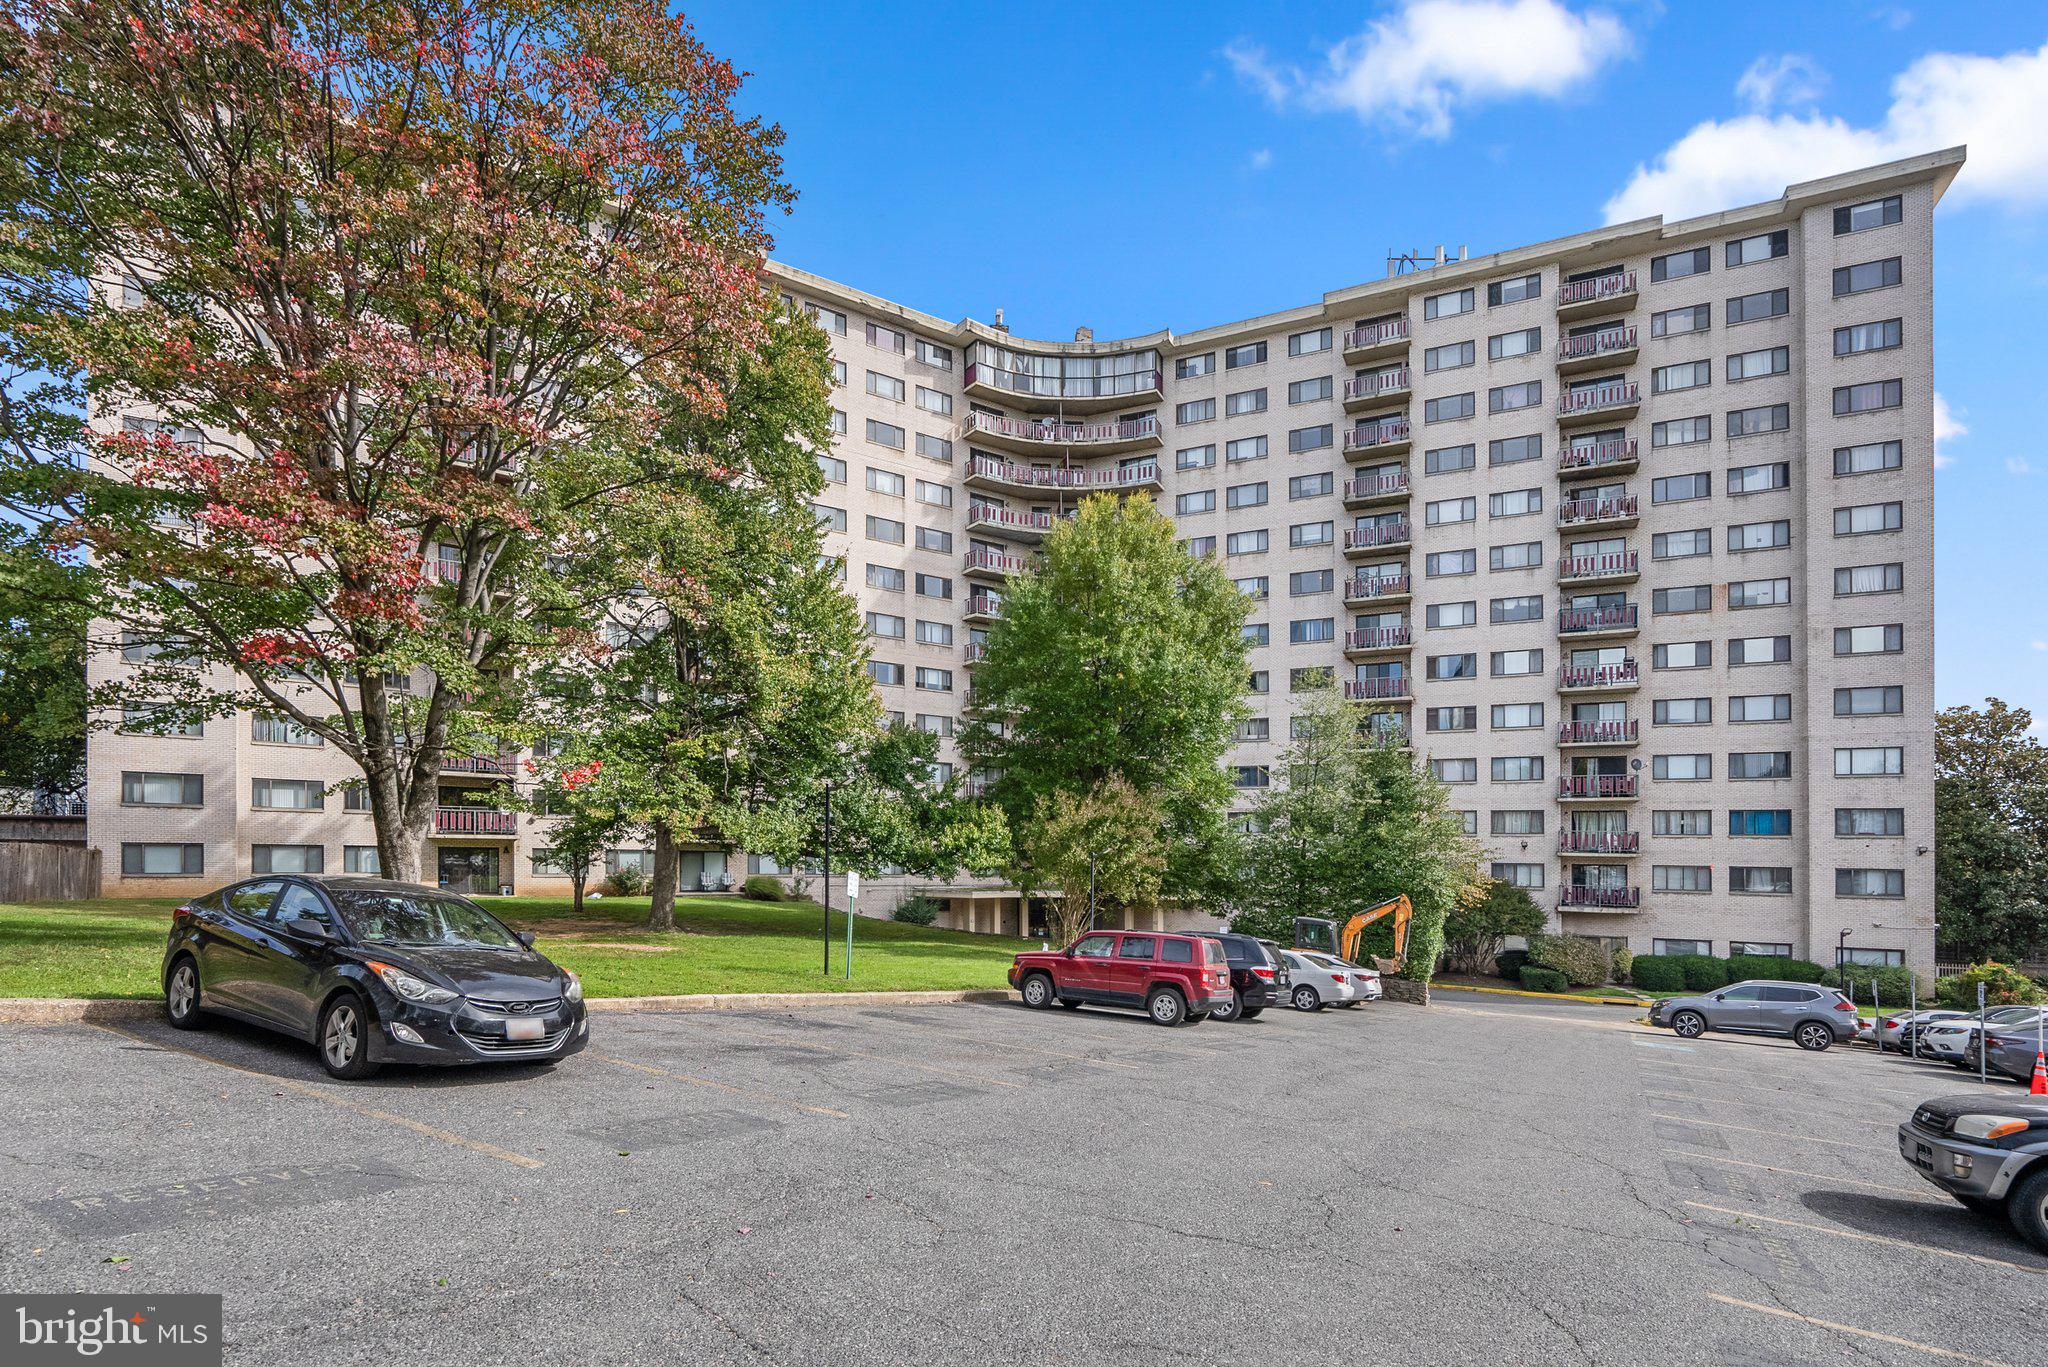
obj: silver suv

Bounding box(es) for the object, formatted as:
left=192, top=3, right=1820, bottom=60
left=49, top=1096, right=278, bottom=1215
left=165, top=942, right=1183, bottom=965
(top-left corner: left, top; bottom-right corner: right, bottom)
left=1649, top=979, right=1860, bottom=1051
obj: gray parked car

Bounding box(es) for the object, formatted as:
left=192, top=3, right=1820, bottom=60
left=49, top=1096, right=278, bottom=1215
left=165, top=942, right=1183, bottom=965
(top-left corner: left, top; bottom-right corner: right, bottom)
left=1648, top=979, right=1860, bottom=1051
left=1898, top=1094, right=2048, bottom=1252
left=1969, top=1021, right=2048, bottom=1084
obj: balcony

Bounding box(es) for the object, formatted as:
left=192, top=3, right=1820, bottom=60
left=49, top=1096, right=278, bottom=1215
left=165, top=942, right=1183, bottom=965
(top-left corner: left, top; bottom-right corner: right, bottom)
left=1556, top=270, right=1637, bottom=318
left=434, top=807, right=519, bottom=837
left=1557, top=661, right=1639, bottom=692
left=960, top=410, right=1163, bottom=456
left=1344, top=522, right=1413, bottom=557
left=963, top=547, right=1028, bottom=582
left=1343, top=367, right=1413, bottom=413
left=1559, top=830, right=1641, bottom=856
left=964, top=641, right=988, bottom=665
left=1342, top=469, right=1411, bottom=509
left=1557, top=494, right=1639, bottom=531
left=1343, top=419, right=1413, bottom=460
left=965, top=452, right=1161, bottom=496
left=1557, top=382, right=1640, bottom=428
left=1345, top=676, right=1412, bottom=702
left=1344, top=573, right=1411, bottom=606
left=1343, top=317, right=1411, bottom=362
left=1558, top=437, right=1638, bottom=481
left=962, top=362, right=1163, bottom=415
left=1556, top=325, right=1639, bottom=375
left=1557, top=719, right=1640, bottom=747
left=1343, top=626, right=1413, bottom=658
left=441, top=754, right=513, bottom=777
left=1558, top=604, right=1639, bottom=638
left=1558, top=885, right=1642, bottom=911
left=964, top=590, right=1002, bottom=623
left=967, top=502, right=1070, bottom=543
left=1558, top=551, right=1639, bottom=586
left=1557, top=774, right=1639, bottom=801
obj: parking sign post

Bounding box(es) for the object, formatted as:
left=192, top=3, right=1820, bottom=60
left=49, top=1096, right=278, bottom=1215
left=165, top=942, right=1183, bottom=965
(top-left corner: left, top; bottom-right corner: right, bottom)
left=1908, top=973, right=1918, bottom=1060
left=1978, top=981, right=1988, bottom=1084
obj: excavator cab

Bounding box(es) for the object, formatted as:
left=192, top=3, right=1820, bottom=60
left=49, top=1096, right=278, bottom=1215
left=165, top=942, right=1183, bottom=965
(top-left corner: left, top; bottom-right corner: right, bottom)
left=1293, top=917, right=1342, bottom=957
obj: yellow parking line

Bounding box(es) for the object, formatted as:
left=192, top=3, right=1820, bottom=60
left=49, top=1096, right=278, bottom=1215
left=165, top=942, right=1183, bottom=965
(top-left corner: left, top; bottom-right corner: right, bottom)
left=1649, top=1113, right=1882, bottom=1151
left=1705, top=1293, right=2014, bottom=1365
left=1663, top=1151, right=1947, bottom=1202
left=588, top=1053, right=851, bottom=1118
left=91, top=1023, right=543, bottom=1170
left=1684, top=1203, right=2045, bottom=1275
left=675, top=1024, right=1026, bottom=1090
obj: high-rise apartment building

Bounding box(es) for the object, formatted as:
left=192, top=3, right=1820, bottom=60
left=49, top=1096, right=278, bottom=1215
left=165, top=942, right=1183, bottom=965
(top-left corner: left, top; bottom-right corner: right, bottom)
left=89, top=149, right=1957, bottom=969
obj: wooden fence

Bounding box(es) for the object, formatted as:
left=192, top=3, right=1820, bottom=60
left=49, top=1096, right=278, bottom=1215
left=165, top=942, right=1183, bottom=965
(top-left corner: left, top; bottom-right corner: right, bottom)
left=0, top=842, right=102, bottom=902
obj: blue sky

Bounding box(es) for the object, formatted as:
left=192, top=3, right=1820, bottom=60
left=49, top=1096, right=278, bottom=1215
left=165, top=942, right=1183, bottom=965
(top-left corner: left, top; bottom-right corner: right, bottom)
left=686, top=0, right=2048, bottom=725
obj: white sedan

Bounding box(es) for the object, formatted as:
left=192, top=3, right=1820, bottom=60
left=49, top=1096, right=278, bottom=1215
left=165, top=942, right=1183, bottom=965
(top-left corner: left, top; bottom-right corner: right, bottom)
left=1279, top=951, right=1380, bottom=1011
left=1918, top=1008, right=2046, bottom=1065
left=1878, top=1008, right=1967, bottom=1052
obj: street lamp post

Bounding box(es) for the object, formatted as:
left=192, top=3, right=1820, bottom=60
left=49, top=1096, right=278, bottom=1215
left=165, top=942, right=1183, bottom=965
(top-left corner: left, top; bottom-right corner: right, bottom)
left=1836, top=927, right=1853, bottom=994
left=821, top=783, right=833, bottom=975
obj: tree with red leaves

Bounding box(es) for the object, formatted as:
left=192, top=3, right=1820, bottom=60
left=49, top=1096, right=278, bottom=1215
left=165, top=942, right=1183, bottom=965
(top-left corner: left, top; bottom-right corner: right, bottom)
left=0, top=0, right=792, bottom=881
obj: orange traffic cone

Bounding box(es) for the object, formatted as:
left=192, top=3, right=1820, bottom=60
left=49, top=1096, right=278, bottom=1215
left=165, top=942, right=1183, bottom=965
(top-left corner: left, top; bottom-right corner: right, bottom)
left=2032, top=1051, right=2047, bottom=1096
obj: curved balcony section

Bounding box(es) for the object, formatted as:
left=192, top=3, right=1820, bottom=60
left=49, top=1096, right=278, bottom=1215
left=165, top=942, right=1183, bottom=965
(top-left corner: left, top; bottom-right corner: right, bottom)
left=963, top=547, right=1029, bottom=582
left=1343, top=626, right=1413, bottom=659
left=434, top=807, right=519, bottom=837
left=1558, top=550, right=1639, bottom=586
left=964, top=589, right=1003, bottom=623
left=1557, top=661, right=1639, bottom=692
left=1559, top=831, right=1640, bottom=856
left=1344, top=418, right=1413, bottom=461
left=1343, top=317, right=1411, bottom=362
left=1559, top=437, right=1638, bottom=481
left=967, top=501, right=1070, bottom=543
left=1557, top=493, right=1639, bottom=532
left=1557, top=774, right=1638, bottom=801
left=1556, top=270, right=1637, bottom=318
left=1558, top=885, right=1642, bottom=911
left=1344, top=521, right=1412, bottom=558
left=1344, top=573, right=1411, bottom=607
left=964, top=452, right=1161, bottom=497
left=1558, top=604, right=1639, bottom=638
left=441, top=754, right=514, bottom=777
left=1345, top=676, right=1411, bottom=703
left=1556, top=325, right=1639, bottom=375
left=1342, top=366, right=1413, bottom=414
left=1557, top=381, right=1640, bottom=428
left=1343, top=469, right=1411, bottom=509
left=962, top=347, right=1163, bottom=415
left=961, top=410, right=1162, bottom=457
left=1557, top=719, right=1640, bottom=747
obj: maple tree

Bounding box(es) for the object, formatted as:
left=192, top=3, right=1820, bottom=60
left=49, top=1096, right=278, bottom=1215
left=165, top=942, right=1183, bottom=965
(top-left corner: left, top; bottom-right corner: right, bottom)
left=0, top=0, right=792, bottom=880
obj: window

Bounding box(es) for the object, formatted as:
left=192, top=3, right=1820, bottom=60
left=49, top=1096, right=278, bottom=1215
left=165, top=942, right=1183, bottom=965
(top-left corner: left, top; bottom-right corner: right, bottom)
left=1833, top=379, right=1902, bottom=416
left=1489, top=596, right=1543, bottom=625
left=1489, top=541, right=1542, bottom=571
left=1729, top=751, right=1792, bottom=780
left=1836, top=195, right=1903, bottom=234
left=1426, top=444, right=1476, bottom=475
left=1729, top=577, right=1791, bottom=609
left=1290, top=617, right=1335, bottom=645
left=1426, top=706, right=1478, bottom=732
left=917, top=434, right=952, bottom=463
left=346, top=847, right=382, bottom=875
left=1488, top=327, right=1540, bottom=361
left=252, top=844, right=324, bottom=875
left=1488, top=434, right=1542, bottom=467
left=1432, top=758, right=1478, bottom=784
left=914, top=620, right=953, bottom=647
left=1652, top=585, right=1711, bottom=615
left=1653, top=810, right=1711, bottom=837
left=1492, top=703, right=1544, bottom=730
left=1653, top=866, right=1712, bottom=893
left=1727, top=520, right=1790, bottom=552
left=1836, top=807, right=1905, bottom=837
left=251, top=714, right=320, bottom=746
left=866, top=322, right=906, bottom=352
left=1287, top=666, right=1330, bottom=692
left=1226, top=481, right=1268, bottom=510
left=1225, top=387, right=1267, bottom=417
left=1292, top=569, right=1334, bottom=596
left=1835, top=562, right=1903, bottom=596
left=252, top=777, right=324, bottom=810
left=1428, top=653, right=1478, bottom=681
left=1652, top=473, right=1710, bottom=504
left=1726, top=288, right=1789, bottom=325
left=1424, top=393, right=1475, bottom=423
left=1838, top=868, right=1905, bottom=898
left=1226, top=436, right=1268, bottom=464
left=1836, top=746, right=1904, bottom=776
left=865, top=612, right=905, bottom=639
left=1488, top=381, right=1542, bottom=414
left=1427, top=549, right=1476, bottom=577
left=1426, top=340, right=1475, bottom=372
left=1727, top=462, right=1790, bottom=496
left=914, top=667, right=953, bottom=692
left=1833, top=257, right=1902, bottom=296
left=1226, top=530, right=1269, bottom=556
left=1727, top=404, right=1791, bottom=437
left=1289, top=473, right=1333, bottom=500
left=1835, top=502, right=1903, bottom=536
left=1834, top=623, right=1903, bottom=655
left=916, top=526, right=953, bottom=553
left=1177, top=352, right=1215, bottom=379
left=1177, top=398, right=1216, bottom=425
left=1653, top=753, right=1711, bottom=781
left=865, top=371, right=904, bottom=402
left=1237, top=717, right=1270, bottom=742
left=1289, top=424, right=1334, bottom=454
left=1225, top=341, right=1267, bottom=369
left=866, top=467, right=905, bottom=497
left=1651, top=417, right=1711, bottom=448
left=1654, top=641, right=1711, bottom=670
left=1424, top=288, right=1474, bottom=319
left=865, top=419, right=905, bottom=450
left=1729, top=635, right=1791, bottom=666
left=828, top=410, right=847, bottom=437
left=865, top=515, right=905, bottom=544
left=1491, top=810, right=1546, bottom=836
left=1425, top=497, right=1475, bottom=526
left=1288, top=327, right=1332, bottom=357
left=1429, top=601, right=1477, bottom=628
left=343, top=787, right=372, bottom=812
left=1491, top=862, right=1545, bottom=888
left=1652, top=304, right=1711, bottom=338
left=915, top=386, right=952, bottom=417
left=913, top=338, right=953, bottom=370
left=119, top=704, right=203, bottom=738
left=1724, top=230, right=1788, bottom=267
left=1242, top=623, right=1270, bottom=647
left=1835, top=319, right=1902, bottom=356
left=1289, top=376, right=1334, bottom=405
left=1653, top=529, right=1711, bottom=559
left=1654, top=698, right=1711, bottom=725
left=915, top=479, right=952, bottom=509
left=1184, top=536, right=1217, bottom=557
left=817, top=454, right=847, bottom=484
left=1651, top=361, right=1710, bottom=395
left=121, top=771, right=203, bottom=806
left=1833, top=441, right=1903, bottom=477
left=1730, top=866, right=1793, bottom=895
left=120, top=842, right=203, bottom=876
left=868, top=660, right=903, bottom=686
left=1490, top=648, right=1544, bottom=677
left=1835, top=685, right=1904, bottom=716
left=1492, top=756, right=1544, bottom=782
left=1487, top=273, right=1542, bottom=307
left=1728, top=693, right=1791, bottom=723
left=1290, top=521, right=1334, bottom=548
left=1455, top=811, right=1479, bottom=836
left=1651, top=247, right=1711, bottom=281
left=1177, top=444, right=1216, bottom=472
left=1727, top=346, right=1789, bottom=382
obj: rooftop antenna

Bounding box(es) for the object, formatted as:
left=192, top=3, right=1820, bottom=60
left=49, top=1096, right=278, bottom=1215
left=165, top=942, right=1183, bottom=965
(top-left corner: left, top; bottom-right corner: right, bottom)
left=1386, top=244, right=1469, bottom=278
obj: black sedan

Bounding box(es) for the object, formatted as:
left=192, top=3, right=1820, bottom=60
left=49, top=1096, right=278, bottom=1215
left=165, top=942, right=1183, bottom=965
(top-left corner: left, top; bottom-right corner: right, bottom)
left=162, top=876, right=587, bottom=1079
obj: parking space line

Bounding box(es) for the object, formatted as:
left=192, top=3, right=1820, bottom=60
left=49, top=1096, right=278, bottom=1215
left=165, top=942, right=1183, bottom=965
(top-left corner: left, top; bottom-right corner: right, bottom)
left=1649, top=1113, right=1882, bottom=1151
left=1684, top=1202, right=2046, bottom=1275
left=587, top=1053, right=851, bottom=1118
left=1641, top=1091, right=1898, bottom=1125
left=1705, top=1293, right=2014, bottom=1365
left=90, top=1023, right=544, bottom=1170
left=667, top=1023, right=1026, bottom=1089
left=1639, top=1058, right=1988, bottom=1102
left=1663, top=1151, right=1948, bottom=1203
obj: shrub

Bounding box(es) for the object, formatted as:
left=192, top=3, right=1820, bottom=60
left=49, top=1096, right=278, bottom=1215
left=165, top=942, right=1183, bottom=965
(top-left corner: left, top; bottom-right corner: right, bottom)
left=1677, top=954, right=1729, bottom=991
left=1493, top=949, right=1530, bottom=981
left=1629, top=955, right=1688, bottom=993
left=1611, top=946, right=1634, bottom=985
left=1838, top=962, right=1928, bottom=1006
left=1530, top=933, right=1611, bottom=987
left=603, top=865, right=648, bottom=897
left=891, top=894, right=943, bottom=926
left=1725, top=954, right=1826, bottom=985
left=1519, top=965, right=1568, bottom=993
left=742, top=874, right=792, bottom=902
left=1935, top=962, right=2046, bottom=1009
left=1441, top=881, right=1547, bottom=976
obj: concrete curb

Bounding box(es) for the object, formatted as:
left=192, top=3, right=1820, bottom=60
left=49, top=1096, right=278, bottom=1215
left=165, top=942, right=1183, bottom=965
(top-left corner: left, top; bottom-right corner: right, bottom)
left=0, top=989, right=1015, bottom=1025
left=1433, top=982, right=1647, bottom=1009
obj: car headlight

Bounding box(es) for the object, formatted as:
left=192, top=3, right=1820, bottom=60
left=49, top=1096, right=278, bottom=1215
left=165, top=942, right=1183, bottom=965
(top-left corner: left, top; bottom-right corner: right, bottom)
left=367, top=961, right=459, bottom=1005
left=563, top=971, right=583, bottom=1004
left=1953, top=1113, right=2032, bottom=1141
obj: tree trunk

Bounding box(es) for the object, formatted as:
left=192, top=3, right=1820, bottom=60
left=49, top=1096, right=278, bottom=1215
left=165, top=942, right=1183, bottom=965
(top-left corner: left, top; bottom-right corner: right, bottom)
left=570, top=863, right=587, bottom=915
left=647, top=820, right=679, bottom=931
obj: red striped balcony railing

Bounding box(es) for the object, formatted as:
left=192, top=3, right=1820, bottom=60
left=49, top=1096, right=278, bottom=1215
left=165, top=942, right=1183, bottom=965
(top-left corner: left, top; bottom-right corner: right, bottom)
left=1560, top=830, right=1640, bottom=855
left=1344, top=318, right=1410, bottom=352
left=1559, top=604, right=1638, bottom=634
left=1558, top=661, right=1638, bottom=689
left=1346, top=573, right=1411, bottom=599
left=434, top=807, right=518, bottom=836
left=1558, top=720, right=1639, bottom=745
left=1560, top=438, right=1637, bottom=472
left=1557, top=325, right=1637, bottom=362
left=1345, top=521, right=1412, bottom=552
left=1557, top=774, right=1638, bottom=800
left=1556, top=271, right=1636, bottom=308
left=1559, top=885, right=1642, bottom=909
left=1344, top=367, right=1412, bottom=403
left=1344, top=470, right=1410, bottom=501
left=1344, top=676, right=1412, bottom=701
left=967, top=453, right=1160, bottom=490
left=961, top=411, right=1161, bottom=447
left=1559, top=551, right=1639, bottom=580
left=967, top=502, right=1065, bottom=535
left=965, top=547, right=1028, bottom=576
left=1557, top=382, right=1640, bottom=419
left=441, top=755, right=512, bottom=776
left=964, top=642, right=988, bottom=664
left=966, top=590, right=1002, bottom=618
left=1559, top=494, right=1639, bottom=526
left=1345, top=626, right=1412, bottom=651
left=1345, top=419, right=1412, bottom=454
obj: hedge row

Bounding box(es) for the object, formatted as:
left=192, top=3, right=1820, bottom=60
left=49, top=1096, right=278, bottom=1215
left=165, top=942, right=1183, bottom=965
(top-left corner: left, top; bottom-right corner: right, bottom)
left=1519, top=964, right=1569, bottom=994
left=1628, top=953, right=1829, bottom=993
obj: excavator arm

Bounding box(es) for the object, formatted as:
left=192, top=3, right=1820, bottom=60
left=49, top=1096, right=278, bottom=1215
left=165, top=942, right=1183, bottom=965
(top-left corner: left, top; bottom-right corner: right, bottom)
left=1294, top=894, right=1413, bottom=967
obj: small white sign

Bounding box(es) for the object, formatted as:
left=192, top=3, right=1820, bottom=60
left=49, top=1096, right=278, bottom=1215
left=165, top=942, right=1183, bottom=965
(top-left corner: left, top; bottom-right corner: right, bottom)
left=845, top=871, right=861, bottom=900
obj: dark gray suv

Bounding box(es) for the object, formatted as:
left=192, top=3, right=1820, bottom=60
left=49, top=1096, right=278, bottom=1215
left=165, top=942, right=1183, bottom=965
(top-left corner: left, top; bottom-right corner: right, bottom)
left=1648, top=979, right=1860, bottom=1051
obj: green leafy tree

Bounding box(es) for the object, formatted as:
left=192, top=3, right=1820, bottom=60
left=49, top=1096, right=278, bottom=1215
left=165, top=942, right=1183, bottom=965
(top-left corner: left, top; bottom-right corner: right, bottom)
left=0, top=531, right=86, bottom=805
left=1935, top=699, right=2048, bottom=962
left=526, top=801, right=626, bottom=917
left=1440, top=879, right=1547, bottom=976
left=963, top=494, right=1249, bottom=908
left=1018, top=778, right=1167, bottom=947
left=1347, top=743, right=1484, bottom=983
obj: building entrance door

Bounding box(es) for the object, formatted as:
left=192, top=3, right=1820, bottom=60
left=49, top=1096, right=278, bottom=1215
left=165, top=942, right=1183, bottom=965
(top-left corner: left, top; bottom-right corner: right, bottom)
left=438, top=847, right=502, bottom=896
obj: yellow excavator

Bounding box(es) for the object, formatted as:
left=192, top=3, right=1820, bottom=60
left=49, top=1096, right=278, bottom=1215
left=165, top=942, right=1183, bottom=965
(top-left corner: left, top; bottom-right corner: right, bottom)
left=1293, top=895, right=1412, bottom=970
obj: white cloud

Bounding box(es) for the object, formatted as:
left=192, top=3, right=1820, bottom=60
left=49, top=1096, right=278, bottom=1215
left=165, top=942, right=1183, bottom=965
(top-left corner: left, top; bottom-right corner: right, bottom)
left=1247, top=147, right=1274, bottom=172
left=2032, top=640, right=2048, bottom=652
left=1226, top=0, right=1633, bottom=139
left=1933, top=393, right=1966, bottom=469
left=1604, top=40, right=2048, bottom=223
left=2007, top=456, right=2033, bottom=476
left=1736, top=54, right=1826, bottom=111
left=1873, top=6, right=1913, bottom=31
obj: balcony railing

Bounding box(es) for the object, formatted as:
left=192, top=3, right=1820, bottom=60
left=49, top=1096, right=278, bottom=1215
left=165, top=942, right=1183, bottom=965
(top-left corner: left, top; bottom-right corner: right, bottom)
left=966, top=453, right=1160, bottom=490
left=1345, top=573, right=1411, bottom=600
left=965, top=590, right=1003, bottom=618
left=1557, top=326, right=1637, bottom=363
left=1560, top=438, right=1637, bottom=473
left=1345, top=626, right=1412, bottom=652
left=1559, top=885, right=1642, bottom=909
left=967, top=502, right=1066, bottom=535
left=441, top=754, right=513, bottom=776
left=1344, top=420, right=1412, bottom=454
left=1559, top=604, right=1638, bottom=634
left=1344, top=470, right=1410, bottom=502
left=1556, top=271, right=1636, bottom=309
left=964, top=547, right=1028, bottom=576
left=1344, top=318, right=1410, bottom=353
left=961, top=411, right=1161, bottom=448
left=1559, top=494, right=1639, bottom=527
left=1557, top=382, right=1640, bottom=420
left=1558, top=774, right=1637, bottom=800
left=434, top=807, right=519, bottom=836
left=964, top=642, right=988, bottom=664
left=962, top=363, right=1162, bottom=403
left=1345, top=676, right=1412, bottom=701
left=1558, top=661, right=1639, bottom=689
left=1344, top=367, right=1412, bottom=403
left=1559, top=551, right=1639, bottom=581
left=1560, top=830, right=1640, bottom=855
left=1345, top=521, right=1412, bottom=552
left=1558, top=720, right=1639, bottom=745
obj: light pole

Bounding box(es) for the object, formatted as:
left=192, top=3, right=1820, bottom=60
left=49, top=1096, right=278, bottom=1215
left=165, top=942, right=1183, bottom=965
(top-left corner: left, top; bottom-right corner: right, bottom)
left=1836, top=926, right=1853, bottom=994
left=821, top=782, right=833, bottom=975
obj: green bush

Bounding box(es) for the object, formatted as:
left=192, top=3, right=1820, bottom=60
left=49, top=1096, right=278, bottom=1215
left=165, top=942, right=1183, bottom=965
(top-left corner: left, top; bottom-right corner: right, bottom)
left=891, top=893, right=943, bottom=926
left=1493, top=949, right=1530, bottom=981
left=603, top=865, right=648, bottom=897
left=1724, top=954, right=1822, bottom=985
left=1677, top=954, right=1729, bottom=991
left=1519, top=965, right=1568, bottom=993
left=1935, top=962, right=2046, bottom=1009
left=1530, top=933, right=1611, bottom=987
left=742, top=874, right=792, bottom=902
left=1629, top=955, right=1687, bottom=993
left=1838, top=962, right=1928, bottom=1006
left=1611, top=946, right=1634, bottom=985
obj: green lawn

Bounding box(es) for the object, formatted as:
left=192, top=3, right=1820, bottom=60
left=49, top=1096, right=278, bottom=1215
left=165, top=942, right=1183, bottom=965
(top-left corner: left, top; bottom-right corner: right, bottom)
left=0, top=894, right=1035, bottom=1000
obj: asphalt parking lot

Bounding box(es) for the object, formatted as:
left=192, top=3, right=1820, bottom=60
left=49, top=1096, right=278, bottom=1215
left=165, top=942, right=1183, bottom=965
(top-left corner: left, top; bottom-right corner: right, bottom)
left=3, top=993, right=2042, bottom=1365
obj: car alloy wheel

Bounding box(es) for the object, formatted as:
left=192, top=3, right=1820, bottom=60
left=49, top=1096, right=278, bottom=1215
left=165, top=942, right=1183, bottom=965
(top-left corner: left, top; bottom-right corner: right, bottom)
left=1213, top=990, right=1242, bottom=1022
left=165, top=960, right=203, bottom=1029
left=1795, top=1022, right=1833, bottom=1052
left=1671, top=1011, right=1705, bottom=1039
left=1147, top=988, right=1185, bottom=1027
left=323, top=1002, right=361, bottom=1070
left=1021, top=974, right=1053, bottom=1009
left=1292, top=985, right=1321, bottom=1012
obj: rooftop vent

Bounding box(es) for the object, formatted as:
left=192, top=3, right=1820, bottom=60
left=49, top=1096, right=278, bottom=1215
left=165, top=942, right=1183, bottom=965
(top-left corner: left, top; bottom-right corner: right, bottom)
left=993, top=307, right=1008, bottom=334
left=1074, top=325, right=1093, bottom=343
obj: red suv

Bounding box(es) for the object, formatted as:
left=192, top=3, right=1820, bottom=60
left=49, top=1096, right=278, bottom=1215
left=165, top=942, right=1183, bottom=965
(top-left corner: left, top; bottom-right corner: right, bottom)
left=1008, top=930, right=1232, bottom=1026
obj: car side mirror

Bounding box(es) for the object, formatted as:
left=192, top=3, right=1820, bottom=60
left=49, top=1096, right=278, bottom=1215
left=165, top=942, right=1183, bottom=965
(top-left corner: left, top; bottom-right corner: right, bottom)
left=1712, top=993, right=1725, bottom=1001
left=285, top=917, right=332, bottom=941
left=515, top=931, right=536, bottom=950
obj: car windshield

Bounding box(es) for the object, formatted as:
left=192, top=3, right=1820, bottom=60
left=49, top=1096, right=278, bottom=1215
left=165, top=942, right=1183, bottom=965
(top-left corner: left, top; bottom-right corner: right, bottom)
left=331, top=889, right=523, bottom=949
